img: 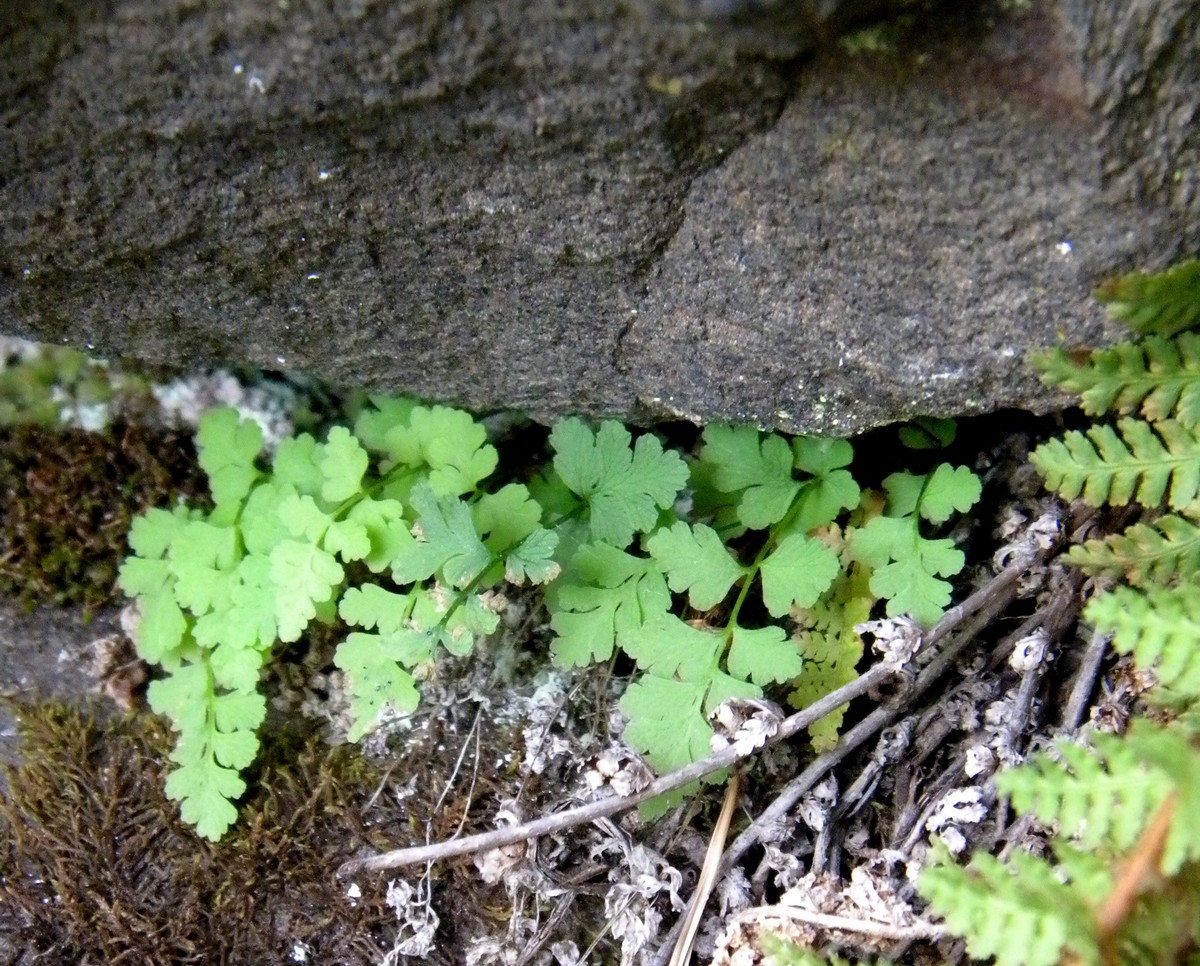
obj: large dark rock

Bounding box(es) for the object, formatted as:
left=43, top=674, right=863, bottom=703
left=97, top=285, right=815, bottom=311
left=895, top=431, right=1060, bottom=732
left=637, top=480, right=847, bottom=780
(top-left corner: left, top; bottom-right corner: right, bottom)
left=1, top=0, right=1195, bottom=434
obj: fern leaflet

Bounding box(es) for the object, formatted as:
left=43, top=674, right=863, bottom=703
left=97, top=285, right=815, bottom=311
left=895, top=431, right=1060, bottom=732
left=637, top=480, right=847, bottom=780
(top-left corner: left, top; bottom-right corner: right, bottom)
left=1097, top=260, right=1200, bottom=338
left=1031, top=417, right=1200, bottom=510
left=919, top=845, right=1104, bottom=966
left=1067, top=512, right=1200, bottom=586
left=1086, top=583, right=1200, bottom=693
left=1033, top=336, right=1200, bottom=430
left=997, top=736, right=1172, bottom=854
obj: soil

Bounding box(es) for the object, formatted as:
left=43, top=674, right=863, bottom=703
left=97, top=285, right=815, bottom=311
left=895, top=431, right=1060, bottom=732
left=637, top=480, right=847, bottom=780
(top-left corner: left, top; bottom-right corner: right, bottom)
left=0, top=404, right=1137, bottom=966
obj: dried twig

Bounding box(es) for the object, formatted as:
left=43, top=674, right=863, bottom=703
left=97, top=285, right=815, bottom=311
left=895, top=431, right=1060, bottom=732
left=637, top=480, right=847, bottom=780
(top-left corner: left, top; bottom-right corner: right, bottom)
left=733, top=905, right=946, bottom=943
left=1063, top=626, right=1113, bottom=731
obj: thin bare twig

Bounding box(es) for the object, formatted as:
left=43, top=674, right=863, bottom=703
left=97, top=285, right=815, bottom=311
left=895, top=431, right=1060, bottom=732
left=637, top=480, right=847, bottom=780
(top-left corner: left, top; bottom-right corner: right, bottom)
left=733, top=905, right=946, bottom=943
left=1063, top=626, right=1113, bottom=731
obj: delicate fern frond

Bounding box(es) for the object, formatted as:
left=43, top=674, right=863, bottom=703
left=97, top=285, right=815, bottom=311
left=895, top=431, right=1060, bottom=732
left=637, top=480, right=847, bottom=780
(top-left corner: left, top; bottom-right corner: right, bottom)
left=998, top=737, right=1172, bottom=854
left=1098, top=260, right=1200, bottom=338
left=1033, top=335, right=1200, bottom=430
left=1086, top=583, right=1200, bottom=695
left=1032, top=418, right=1200, bottom=510
left=1067, top=513, right=1200, bottom=586
left=919, top=847, right=1102, bottom=966
left=1118, top=721, right=1200, bottom=874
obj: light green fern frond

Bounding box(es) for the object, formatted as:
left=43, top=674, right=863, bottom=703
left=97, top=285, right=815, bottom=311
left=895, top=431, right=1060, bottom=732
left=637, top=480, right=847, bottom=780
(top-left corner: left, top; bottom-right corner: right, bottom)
left=1086, top=583, right=1200, bottom=694
left=998, top=737, right=1172, bottom=853
left=1098, top=260, right=1200, bottom=338
left=1118, top=721, right=1200, bottom=873
left=919, top=846, right=1102, bottom=966
left=1067, top=512, right=1200, bottom=586
left=1031, top=418, right=1200, bottom=510
left=1033, top=335, right=1200, bottom=430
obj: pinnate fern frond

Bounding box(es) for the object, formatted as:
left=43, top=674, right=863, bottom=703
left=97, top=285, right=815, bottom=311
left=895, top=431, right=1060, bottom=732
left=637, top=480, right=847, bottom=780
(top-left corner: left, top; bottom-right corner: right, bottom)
left=919, top=847, right=1102, bottom=966
left=1118, top=722, right=1200, bottom=874
left=998, top=736, right=1172, bottom=854
left=1067, top=512, right=1200, bottom=586
left=1033, top=335, right=1200, bottom=430
left=1097, top=260, right=1200, bottom=338
left=1031, top=418, right=1200, bottom=510
left=1086, top=583, right=1200, bottom=695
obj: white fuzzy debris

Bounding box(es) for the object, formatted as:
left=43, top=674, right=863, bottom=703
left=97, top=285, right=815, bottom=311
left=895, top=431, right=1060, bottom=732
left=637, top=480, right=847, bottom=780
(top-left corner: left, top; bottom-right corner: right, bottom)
left=585, top=745, right=654, bottom=797
left=604, top=843, right=684, bottom=966
left=382, top=879, right=441, bottom=961
left=709, top=698, right=784, bottom=755
left=993, top=506, right=1062, bottom=580
left=798, top=775, right=838, bottom=832
left=152, top=370, right=297, bottom=450
left=938, top=826, right=969, bottom=855
left=1009, top=628, right=1049, bottom=672
left=290, top=941, right=311, bottom=962
left=0, top=335, right=45, bottom=362
left=717, top=867, right=753, bottom=916
left=855, top=617, right=923, bottom=669
left=475, top=800, right=528, bottom=884
left=345, top=881, right=362, bottom=903
left=964, top=744, right=995, bottom=778
left=926, top=787, right=988, bottom=832
left=521, top=674, right=574, bottom=775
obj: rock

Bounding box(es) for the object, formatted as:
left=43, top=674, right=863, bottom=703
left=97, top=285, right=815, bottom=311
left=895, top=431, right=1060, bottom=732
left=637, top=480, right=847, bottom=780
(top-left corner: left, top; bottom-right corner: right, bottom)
left=0, top=0, right=1195, bottom=434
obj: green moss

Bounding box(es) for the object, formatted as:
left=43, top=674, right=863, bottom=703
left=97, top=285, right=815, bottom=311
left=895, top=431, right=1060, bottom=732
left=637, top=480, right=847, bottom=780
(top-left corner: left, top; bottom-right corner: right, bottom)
left=0, top=423, right=209, bottom=609
left=0, top=702, right=400, bottom=964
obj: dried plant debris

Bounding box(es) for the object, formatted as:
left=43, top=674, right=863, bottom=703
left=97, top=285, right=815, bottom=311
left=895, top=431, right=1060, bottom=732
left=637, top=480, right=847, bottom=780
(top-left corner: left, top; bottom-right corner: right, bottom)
left=0, top=703, right=400, bottom=966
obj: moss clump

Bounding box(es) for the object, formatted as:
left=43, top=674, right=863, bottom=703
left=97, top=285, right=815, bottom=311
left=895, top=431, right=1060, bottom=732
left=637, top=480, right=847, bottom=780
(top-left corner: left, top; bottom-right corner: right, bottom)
left=0, top=424, right=208, bottom=609
left=0, top=702, right=401, bottom=964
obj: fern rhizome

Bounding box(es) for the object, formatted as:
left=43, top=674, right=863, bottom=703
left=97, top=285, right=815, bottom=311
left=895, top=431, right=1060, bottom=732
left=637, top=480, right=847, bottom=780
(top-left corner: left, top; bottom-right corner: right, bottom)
left=120, top=397, right=982, bottom=840
left=908, top=259, right=1200, bottom=966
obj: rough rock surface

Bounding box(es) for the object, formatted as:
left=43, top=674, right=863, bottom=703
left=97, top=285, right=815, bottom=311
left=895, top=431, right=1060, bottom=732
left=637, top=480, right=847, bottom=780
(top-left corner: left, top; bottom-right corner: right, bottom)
left=0, top=0, right=1195, bottom=434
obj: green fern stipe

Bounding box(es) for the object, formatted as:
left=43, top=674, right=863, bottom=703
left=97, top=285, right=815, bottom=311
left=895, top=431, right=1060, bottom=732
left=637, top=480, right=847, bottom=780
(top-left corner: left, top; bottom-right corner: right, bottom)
left=1087, top=584, right=1200, bottom=693
left=1031, top=417, right=1200, bottom=510
left=1034, top=336, right=1200, bottom=430
left=1067, top=512, right=1200, bottom=586
left=1097, top=259, right=1200, bottom=338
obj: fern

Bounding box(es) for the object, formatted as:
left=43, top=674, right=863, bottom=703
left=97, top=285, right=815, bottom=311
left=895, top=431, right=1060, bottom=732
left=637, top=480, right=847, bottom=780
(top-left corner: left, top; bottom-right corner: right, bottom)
left=1096, top=259, right=1200, bottom=338
left=1065, top=512, right=1200, bottom=586
left=1030, top=418, right=1200, bottom=510
left=1086, top=584, right=1200, bottom=693
left=123, top=401, right=983, bottom=837
left=997, top=731, right=1173, bottom=854
left=121, top=399, right=560, bottom=838
left=1033, top=335, right=1200, bottom=430
left=920, top=259, right=1200, bottom=966
left=920, top=845, right=1106, bottom=966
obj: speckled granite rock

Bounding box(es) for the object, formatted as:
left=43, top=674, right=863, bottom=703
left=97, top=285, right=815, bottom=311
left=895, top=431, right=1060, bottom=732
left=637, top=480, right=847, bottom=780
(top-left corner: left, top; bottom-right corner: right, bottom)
left=0, top=0, right=1195, bottom=433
